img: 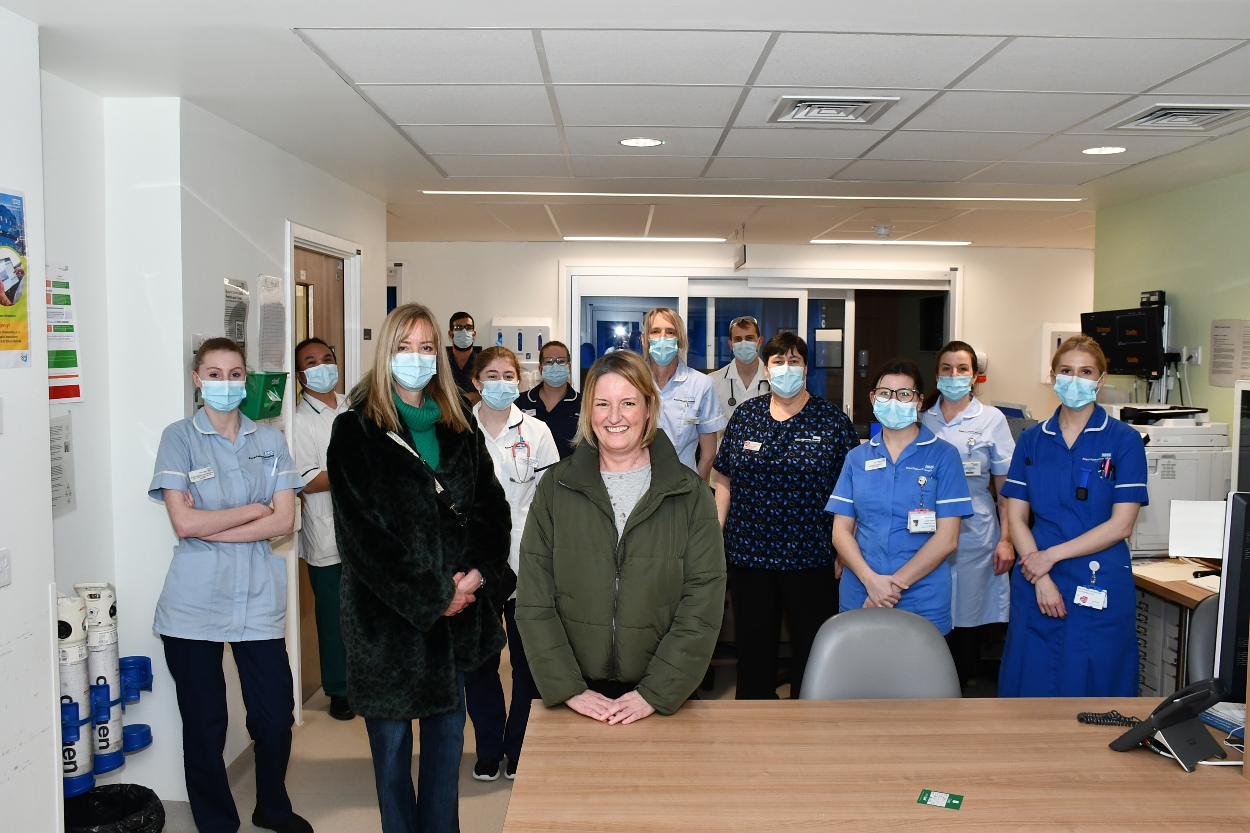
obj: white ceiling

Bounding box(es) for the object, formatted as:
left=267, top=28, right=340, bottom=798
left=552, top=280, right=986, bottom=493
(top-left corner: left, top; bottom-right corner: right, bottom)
left=13, top=1, right=1250, bottom=247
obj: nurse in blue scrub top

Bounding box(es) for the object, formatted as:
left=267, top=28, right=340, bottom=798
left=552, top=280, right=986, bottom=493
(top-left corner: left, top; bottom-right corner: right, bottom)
left=998, top=335, right=1147, bottom=697
left=827, top=359, right=972, bottom=634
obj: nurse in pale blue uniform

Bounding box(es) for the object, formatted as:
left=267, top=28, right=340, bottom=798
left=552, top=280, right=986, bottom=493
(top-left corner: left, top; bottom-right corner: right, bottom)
left=920, top=341, right=1016, bottom=683
left=644, top=307, right=727, bottom=478
left=999, top=335, right=1147, bottom=698
left=827, top=359, right=972, bottom=634
left=149, top=338, right=310, bottom=833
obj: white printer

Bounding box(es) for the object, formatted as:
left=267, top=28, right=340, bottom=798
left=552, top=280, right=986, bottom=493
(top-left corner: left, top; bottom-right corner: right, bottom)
left=1104, top=405, right=1232, bottom=556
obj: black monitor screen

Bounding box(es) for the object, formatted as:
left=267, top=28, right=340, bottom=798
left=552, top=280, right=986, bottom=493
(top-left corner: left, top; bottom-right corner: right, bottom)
left=1080, top=307, right=1165, bottom=379
left=1216, top=493, right=1250, bottom=703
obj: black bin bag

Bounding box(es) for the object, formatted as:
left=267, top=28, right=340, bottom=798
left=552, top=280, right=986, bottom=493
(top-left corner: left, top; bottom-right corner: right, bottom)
left=65, top=784, right=165, bottom=833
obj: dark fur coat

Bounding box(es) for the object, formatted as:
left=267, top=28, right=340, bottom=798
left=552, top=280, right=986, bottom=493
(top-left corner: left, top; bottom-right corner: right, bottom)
left=327, top=402, right=511, bottom=720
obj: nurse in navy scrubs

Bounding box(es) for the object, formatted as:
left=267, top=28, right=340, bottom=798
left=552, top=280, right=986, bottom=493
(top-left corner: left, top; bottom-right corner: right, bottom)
left=998, top=335, right=1148, bottom=697
left=827, top=359, right=972, bottom=634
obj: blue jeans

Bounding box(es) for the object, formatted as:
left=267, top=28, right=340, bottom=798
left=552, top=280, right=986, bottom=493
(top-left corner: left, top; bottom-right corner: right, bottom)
left=365, top=675, right=465, bottom=833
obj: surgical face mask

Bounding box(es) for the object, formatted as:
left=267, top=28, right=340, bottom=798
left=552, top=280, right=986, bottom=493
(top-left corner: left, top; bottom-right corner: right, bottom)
left=732, top=340, right=759, bottom=364
left=200, top=380, right=247, bottom=413
left=452, top=330, right=475, bottom=350
left=936, top=374, right=973, bottom=401
left=649, top=336, right=678, bottom=367
left=1053, top=374, right=1101, bottom=410
left=480, top=379, right=519, bottom=411
left=769, top=364, right=805, bottom=398
left=874, top=398, right=918, bottom=431
left=541, top=363, right=570, bottom=387
left=302, top=363, right=339, bottom=394
left=391, top=352, right=437, bottom=392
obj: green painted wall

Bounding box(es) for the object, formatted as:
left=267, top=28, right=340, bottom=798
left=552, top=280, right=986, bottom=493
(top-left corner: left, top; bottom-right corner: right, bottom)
left=1095, top=167, right=1250, bottom=425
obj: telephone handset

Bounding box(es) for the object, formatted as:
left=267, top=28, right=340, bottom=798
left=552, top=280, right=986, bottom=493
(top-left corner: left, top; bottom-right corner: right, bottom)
left=1109, top=678, right=1228, bottom=771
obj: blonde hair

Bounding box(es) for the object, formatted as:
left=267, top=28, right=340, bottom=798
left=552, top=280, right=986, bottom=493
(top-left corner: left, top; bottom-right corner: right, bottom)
left=473, top=345, right=522, bottom=380
left=348, top=302, right=471, bottom=434
left=574, top=350, right=661, bottom=449
left=644, top=307, right=689, bottom=363
left=1051, top=334, right=1108, bottom=376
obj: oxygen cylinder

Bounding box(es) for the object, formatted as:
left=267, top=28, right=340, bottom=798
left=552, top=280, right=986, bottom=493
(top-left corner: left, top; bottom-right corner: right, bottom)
left=58, top=593, right=94, bottom=798
left=75, top=582, right=123, bottom=775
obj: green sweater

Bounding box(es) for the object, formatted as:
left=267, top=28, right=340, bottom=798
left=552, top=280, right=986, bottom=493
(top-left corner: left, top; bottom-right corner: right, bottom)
left=392, top=391, right=441, bottom=469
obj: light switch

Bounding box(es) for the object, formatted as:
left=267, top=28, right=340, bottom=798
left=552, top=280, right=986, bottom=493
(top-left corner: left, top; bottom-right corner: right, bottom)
left=0, top=548, right=10, bottom=588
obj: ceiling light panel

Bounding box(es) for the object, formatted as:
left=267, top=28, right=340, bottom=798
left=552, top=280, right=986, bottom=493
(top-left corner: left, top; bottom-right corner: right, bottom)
left=954, top=37, right=1239, bottom=94
left=423, top=190, right=1082, bottom=202
left=756, top=33, right=1000, bottom=89
left=904, top=91, right=1126, bottom=133
left=734, top=88, right=939, bottom=132
left=553, top=85, right=742, bottom=128
left=769, top=96, right=899, bottom=125
left=966, top=161, right=1131, bottom=186
left=717, top=128, right=886, bottom=159
left=865, top=130, right=1049, bottom=162
left=834, top=159, right=989, bottom=182
left=563, top=126, right=722, bottom=156
left=400, top=125, right=564, bottom=155
left=1154, top=46, right=1250, bottom=96
left=705, top=157, right=849, bottom=180
left=540, top=30, right=771, bottom=84
left=564, top=236, right=726, bottom=242
left=365, top=85, right=556, bottom=126
left=1012, top=133, right=1205, bottom=164
left=430, top=155, right=571, bottom=178
left=810, top=239, right=971, bottom=246
left=568, top=156, right=710, bottom=178
left=299, top=29, right=544, bottom=84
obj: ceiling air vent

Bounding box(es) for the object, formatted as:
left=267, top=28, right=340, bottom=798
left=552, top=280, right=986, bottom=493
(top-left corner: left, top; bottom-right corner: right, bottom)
left=769, top=96, right=899, bottom=125
left=1112, top=104, right=1250, bottom=131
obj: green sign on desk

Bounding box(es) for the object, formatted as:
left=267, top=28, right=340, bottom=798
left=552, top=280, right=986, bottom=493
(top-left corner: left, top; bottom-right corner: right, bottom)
left=918, top=789, right=963, bottom=810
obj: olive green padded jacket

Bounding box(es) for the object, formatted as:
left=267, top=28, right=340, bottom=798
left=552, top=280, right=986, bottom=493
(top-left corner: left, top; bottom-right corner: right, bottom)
left=515, top=430, right=726, bottom=715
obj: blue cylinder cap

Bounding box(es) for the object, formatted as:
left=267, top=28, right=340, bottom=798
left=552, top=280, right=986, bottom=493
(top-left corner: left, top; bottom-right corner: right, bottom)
left=122, top=723, right=152, bottom=754
left=63, top=771, right=94, bottom=799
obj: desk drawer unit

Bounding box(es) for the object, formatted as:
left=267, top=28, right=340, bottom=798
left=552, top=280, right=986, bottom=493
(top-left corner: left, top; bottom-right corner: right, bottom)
left=1136, top=588, right=1180, bottom=697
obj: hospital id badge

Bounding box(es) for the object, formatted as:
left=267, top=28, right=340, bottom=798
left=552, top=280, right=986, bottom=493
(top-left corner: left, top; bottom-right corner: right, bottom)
left=1074, top=585, right=1107, bottom=610
left=907, top=509, right=937, bottom=534
left=189, top=466, right=216, bottom=482
left=962, top=460, right=981, bottom=477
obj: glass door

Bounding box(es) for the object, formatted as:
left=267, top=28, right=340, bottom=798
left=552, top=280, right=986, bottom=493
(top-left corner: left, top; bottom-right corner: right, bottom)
left=570, top=274, right=686, bottom=386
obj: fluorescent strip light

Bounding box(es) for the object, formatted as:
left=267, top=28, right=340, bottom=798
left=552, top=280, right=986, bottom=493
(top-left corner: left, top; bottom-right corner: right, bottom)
left=810, top=239, right=971, bottom=246
left=564, top=236, right=726, bottom=243
left=424, top=190, right=1082, bottom=203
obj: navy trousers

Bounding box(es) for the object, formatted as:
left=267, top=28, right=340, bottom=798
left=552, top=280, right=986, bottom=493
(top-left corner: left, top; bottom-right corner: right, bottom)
left=462, top=599, right=536, bottom=761
left=162, top=636, right=295, bottom=833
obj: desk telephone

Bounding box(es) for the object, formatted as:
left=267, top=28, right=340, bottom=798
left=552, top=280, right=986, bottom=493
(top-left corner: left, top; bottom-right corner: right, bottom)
left=1104, top=679, right=1229, bottom=772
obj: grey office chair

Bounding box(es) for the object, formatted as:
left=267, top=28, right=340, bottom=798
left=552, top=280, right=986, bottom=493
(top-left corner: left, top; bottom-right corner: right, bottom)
left=799, top=608, right=962, bottom=700
left=1186, top=594, right=1220, bottom=684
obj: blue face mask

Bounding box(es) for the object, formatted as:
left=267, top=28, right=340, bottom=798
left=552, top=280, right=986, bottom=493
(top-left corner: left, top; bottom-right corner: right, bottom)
left=732, top=340, right=759, bottom=364
left=874, top=398, right=918, bottom=430
left=541, top=363, right=570, bottom=387
left=649, top=337, right=678, bottom=367
left=200, top=380, right=247, bottom=413
left=480, top=379, right=519, bottom=411
left=768, top=364, right=805, bottom=398
left=302, top=363, right=339, bottom=394
left=452, top=329, right=475, bottom=350
left=391, top=352, right=437, bottom=391
left=936, top=374, right=973, bottom=401
left=1054, top=374, right=1100, bottom=409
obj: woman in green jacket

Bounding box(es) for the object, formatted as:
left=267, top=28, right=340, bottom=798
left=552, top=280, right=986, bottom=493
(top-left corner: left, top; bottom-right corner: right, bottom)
left=516, top=349, right=726, bottom=725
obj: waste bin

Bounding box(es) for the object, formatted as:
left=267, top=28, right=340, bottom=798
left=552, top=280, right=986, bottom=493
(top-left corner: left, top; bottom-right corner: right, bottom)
left=65, top=784, right=165, bottom=833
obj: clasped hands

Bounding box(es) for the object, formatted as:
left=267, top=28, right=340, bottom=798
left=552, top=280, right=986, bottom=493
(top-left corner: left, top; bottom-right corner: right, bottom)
left=1018, top=548, right=1067, bottom=619
left=442, top=569, right=483, bottom=617
left=861, top=571, right=909, bottom=608
left=565, top=689, right=655, bottom=726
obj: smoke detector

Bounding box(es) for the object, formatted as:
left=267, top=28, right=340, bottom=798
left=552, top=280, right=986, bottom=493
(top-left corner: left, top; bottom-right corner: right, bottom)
left=1111, top=104, right=1250, bottom=131
left=769, top=96, right=900, bottom=125
left=874, top=224, right=893, bottom=239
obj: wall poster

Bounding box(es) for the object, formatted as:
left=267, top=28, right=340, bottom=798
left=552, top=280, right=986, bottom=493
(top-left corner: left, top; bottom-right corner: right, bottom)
left=1208, top=319, right=1250, bottom=388
left=0, top=189, right=30, bottom=368
left=46, top=263, right=83, bottom=402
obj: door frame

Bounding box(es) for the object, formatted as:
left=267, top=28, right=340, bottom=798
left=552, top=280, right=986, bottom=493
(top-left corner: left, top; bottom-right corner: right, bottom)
left=284, top=222, right=363, bottom=723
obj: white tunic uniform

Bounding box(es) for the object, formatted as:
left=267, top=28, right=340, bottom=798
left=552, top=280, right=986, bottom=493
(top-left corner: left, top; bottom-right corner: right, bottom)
left=711, top=359, right=771, bottom=422
left=920, top=395, right=1016, bottom=628
left=656, top=360, right=728, bottom=472
left=293, top=392, right=348, bottom=567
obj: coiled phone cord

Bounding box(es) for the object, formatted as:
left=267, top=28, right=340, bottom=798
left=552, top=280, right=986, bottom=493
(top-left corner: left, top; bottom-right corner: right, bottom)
left=1077, top=710, right=1141, bottom=727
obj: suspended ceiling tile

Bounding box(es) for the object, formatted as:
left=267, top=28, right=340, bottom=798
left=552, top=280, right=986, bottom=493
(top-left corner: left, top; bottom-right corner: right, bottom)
left=647, top=204, right=759, bottom=239
left=833, top=159, right=989, bottom=182
left=718, top=127, right=887, bottom=158
left=966, top=160, right=1132, bottom=185
left=301, top=29, right=544, bottom=84
left=843, top=206, right=970, bottom=225
left=401, top=125, right=564, bottom=155
left=1015, top=225, right=1096, bottom=249
left=865, top=130, right=1048, bottom=161
left=1154, top=45, right=1250, bottom=95
left=386, top=204, right=522, bottom=242
left=1012, top=133, right=1208, bottom=164
left=478, top=203, right=563, bottom=240
left=904, top=91, right=1126, bottom=133
left=704, top=157, right=847, bottom=179
left=548, top=203, right=652, bottom=237
left=366, top=85, right=554, bottom=126
left=554, top=84, right=742, bottom=128
left=430, top=154, right=571, bottom=177
left=955, top=37, right=1239, bottom=94
left=563, top=126, right=722, bottom=156
left=745, top=205, right=864, bottom=243
left=756, top=33, right=1001, bottom=89
left=906, top=208, right=1077, bottom=244
left=541, top=29, right=771, bottom=85
left=1067, top=94, right=1250, bottom=136
left=735, top=88, right=940, bottom=132
left=568, top=155, right=710, bottom=178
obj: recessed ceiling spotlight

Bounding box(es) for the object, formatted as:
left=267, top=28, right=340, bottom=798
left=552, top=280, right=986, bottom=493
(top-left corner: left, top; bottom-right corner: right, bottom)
left=1082, top=146, right=1127, bottom=155
left=620, top=137, right=665, bottom=148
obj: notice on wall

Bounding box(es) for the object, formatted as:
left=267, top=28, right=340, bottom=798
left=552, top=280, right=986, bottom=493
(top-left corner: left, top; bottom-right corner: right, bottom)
left=224, top=279, right=249, bottom=347
left=1208, top=319, right=1250, bottom=387
left=258, top=274, right=286, bottom=372
left=46, top=263, right=83, bottom=402
left=0, top=189, right=30, bottom=368
left=50, top=413, right=77, bottom=518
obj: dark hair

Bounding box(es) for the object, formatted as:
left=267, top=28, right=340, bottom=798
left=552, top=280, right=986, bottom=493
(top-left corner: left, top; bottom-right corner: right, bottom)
left=760, top=332, right=807, bottom=366
left=449, top=311, right=474, bottom=328
left=294, top=337, right=334, bottom=363
left=192, top=337, right=246, bottom=372
left=923, top=340, right=977, bottom=410
left=539, top=339, right=570, bottom=360
left=869, top=357, right=925, bottom=394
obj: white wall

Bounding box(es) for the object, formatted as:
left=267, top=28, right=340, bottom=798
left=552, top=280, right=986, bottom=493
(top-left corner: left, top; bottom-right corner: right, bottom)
left=389, top=241, right=1093, bottom=416
left=0, top=9, right=60, bottom=831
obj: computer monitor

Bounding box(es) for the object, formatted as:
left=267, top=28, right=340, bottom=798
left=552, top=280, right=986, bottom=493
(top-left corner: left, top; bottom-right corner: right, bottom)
left=1231, top=381, right=1250, bottom=493
left=1080, top=306, right=1166, bottom=379
left=1214, top=493, right=1250, bottom=702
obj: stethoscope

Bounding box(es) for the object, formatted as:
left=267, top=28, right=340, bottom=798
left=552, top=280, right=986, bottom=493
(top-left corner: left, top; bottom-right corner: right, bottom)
left=724, top=365, right=770, bottom=407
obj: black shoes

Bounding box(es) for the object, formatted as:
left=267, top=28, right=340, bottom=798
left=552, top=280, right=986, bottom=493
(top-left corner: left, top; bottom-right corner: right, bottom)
left=472, top=758, right=502, bottom=781
left=505, top=756, right=519, bottom=780
left=252, top=810, right=313, bottom=833
left=328, top=696, right=355, bottom=721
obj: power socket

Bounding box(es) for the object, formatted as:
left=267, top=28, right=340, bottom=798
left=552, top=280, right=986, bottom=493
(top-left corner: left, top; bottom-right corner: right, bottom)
left=1181, top=345, right=1202, bottom=365
left=0, top=547, right=10, bottom=588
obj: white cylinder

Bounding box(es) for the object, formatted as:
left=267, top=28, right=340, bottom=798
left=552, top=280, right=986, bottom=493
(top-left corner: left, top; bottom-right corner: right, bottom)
left=75, top=582, right=123, bottom=772
left=57, top=593, right=94, bottom=785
